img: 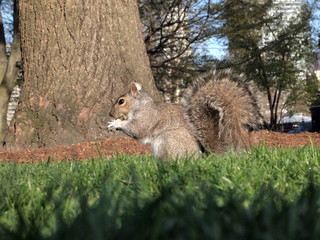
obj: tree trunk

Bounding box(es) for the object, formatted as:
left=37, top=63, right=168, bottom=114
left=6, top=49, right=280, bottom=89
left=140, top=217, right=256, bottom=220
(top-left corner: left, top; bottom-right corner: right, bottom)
left=0, top=30, right=21, bottom=143
left=4, top=0, right=162, bottom=149
left=0, top=7, right=9, bottom=142
left=0, top=8, right=7, bottom=83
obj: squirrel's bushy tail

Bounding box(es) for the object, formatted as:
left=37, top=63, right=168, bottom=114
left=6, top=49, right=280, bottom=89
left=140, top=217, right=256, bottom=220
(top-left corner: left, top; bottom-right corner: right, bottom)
left=183, top=69, right=255, bottom=154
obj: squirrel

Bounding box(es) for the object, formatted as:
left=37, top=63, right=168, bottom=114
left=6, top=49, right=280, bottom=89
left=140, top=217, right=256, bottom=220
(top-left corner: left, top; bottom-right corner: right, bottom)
left=107, top=69, right=255, bottom=161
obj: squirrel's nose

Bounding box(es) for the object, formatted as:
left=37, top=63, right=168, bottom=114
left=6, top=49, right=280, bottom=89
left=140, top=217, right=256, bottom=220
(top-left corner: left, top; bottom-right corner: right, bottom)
left=109, top=110, right=114, bottom=118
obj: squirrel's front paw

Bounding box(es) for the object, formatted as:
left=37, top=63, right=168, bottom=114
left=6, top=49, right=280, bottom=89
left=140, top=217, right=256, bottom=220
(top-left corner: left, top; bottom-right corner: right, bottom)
left=107, top=119, right=123, bottom=132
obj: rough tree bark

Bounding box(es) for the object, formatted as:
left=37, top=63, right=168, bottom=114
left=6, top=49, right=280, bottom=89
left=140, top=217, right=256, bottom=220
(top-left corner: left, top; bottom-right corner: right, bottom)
left=4, top=0, right=162, bottom=149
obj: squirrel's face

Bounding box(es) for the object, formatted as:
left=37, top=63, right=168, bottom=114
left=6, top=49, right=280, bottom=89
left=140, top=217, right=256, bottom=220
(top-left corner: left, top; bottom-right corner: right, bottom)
left=109, top=82, right=142, bottom=120
left=109, top=94, right=133, bottom=120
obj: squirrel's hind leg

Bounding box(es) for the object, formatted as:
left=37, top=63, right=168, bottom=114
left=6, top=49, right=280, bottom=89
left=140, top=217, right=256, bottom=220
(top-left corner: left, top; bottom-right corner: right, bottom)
left=151, top=129, right=201, bottom=161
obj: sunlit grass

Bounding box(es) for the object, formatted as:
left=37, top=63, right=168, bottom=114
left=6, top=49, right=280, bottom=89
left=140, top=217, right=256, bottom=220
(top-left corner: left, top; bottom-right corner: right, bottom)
left=0, top=146, right=320, bottom=239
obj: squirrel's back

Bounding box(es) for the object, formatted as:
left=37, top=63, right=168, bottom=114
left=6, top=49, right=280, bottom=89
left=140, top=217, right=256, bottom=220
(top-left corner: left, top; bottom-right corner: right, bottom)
left=183, top=69, right=255, bottom=154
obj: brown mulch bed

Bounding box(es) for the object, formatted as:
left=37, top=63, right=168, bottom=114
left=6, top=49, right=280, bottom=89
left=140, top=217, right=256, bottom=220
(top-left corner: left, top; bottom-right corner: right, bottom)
left=0, top=131, right=319, bottom=163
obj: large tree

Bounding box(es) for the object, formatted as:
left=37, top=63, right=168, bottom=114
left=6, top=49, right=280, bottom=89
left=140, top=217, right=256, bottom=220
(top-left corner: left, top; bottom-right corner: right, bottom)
left=3, top=0, right=161, bottom=149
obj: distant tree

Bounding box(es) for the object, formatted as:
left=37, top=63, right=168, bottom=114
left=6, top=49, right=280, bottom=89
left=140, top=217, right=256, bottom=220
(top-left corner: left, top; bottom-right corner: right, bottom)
left=217, top=0, right=315, bottom=129
left=0, top=0, right=20, bottom=143
left=138, top=0, right=221, bottom=102
left=303, top=72, right=320, bottom=106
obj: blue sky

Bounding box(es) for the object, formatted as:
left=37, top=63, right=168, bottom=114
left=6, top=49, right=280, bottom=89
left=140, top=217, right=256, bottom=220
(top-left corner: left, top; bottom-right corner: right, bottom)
left=1, top=0, right=13, bottom=44
left=200, top=37, right=227, bottom=59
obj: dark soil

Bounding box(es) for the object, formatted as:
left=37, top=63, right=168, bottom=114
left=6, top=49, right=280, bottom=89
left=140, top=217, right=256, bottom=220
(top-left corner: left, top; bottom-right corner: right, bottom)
left=0, top=131, right=319, bottom=163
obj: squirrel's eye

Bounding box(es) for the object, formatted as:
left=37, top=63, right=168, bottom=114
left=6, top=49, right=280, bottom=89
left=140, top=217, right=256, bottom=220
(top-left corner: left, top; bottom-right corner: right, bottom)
left=118, top=99, right=125, bottom=105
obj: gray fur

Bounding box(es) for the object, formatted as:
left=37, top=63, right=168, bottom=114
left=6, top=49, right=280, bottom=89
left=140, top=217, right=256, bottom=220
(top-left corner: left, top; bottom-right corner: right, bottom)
left=182, top=69, right=255, bottom=153
left=108, top=70, right=255, bottom=160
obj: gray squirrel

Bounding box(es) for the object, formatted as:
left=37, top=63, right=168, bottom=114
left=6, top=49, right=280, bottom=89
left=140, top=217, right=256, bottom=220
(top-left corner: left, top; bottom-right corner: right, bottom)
left=107, top=69, right=255, bottom=160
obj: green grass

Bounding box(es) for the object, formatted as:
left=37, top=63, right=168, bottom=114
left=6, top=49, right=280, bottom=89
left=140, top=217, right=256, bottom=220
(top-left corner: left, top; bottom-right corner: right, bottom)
left=1, top=146, right=320, bottom=239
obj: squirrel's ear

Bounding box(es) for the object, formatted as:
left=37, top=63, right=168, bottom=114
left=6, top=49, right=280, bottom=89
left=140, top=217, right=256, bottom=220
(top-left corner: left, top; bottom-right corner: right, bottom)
left=129, top=82, right=142, bottom=97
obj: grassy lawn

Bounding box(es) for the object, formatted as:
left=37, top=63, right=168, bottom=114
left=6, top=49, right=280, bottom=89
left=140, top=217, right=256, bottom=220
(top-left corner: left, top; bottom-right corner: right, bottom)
left=1, top=146, right=320, bottom=239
